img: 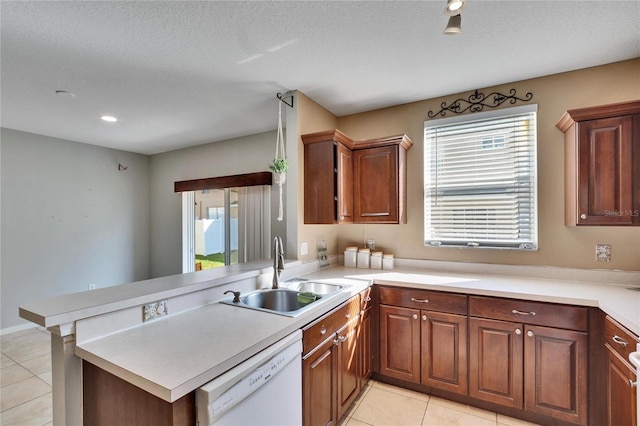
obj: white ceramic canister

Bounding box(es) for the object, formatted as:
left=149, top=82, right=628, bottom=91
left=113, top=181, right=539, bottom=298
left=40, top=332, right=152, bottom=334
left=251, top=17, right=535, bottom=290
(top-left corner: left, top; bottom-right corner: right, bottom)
left=370, top=251, right=383, bottom=269
left=382, top=253, right=394, bottom=270
left=344, top=247, right=358, bottom=268
left=357, top=248, right=371, bottom=269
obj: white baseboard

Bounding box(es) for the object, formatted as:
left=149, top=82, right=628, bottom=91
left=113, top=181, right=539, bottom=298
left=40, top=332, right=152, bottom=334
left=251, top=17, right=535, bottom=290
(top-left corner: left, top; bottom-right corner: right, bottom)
left=0, top=322, right=39, bottom=336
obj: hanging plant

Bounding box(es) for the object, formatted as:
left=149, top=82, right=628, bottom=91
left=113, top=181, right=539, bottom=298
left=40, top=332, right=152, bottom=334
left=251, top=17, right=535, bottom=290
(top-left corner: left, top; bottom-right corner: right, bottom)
left=271, top=98, right=287, bottom=221
left=268, top=157, right=289, bottom=173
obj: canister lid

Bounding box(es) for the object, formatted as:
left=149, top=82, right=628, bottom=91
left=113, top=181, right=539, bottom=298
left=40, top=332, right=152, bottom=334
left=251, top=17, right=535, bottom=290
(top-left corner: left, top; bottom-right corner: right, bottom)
left=383, top=253, right=394, bottom=258
left=358, top=248, right=370, bottom=253
left=371, top=251, right=383, bottom=256
left=345, top=246, right=358, bottom=251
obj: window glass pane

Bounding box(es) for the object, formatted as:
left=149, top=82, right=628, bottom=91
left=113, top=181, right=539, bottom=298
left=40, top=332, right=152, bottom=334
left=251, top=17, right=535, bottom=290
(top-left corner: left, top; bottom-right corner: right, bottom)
left=424, top=106, right=537, bottom=250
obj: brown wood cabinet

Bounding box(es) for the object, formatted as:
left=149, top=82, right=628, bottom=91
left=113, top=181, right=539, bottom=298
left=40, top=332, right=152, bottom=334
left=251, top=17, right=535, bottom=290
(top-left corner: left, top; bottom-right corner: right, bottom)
left=378, top=287, right=468, bottom=395
left=302, top=295, right=364, bottom=426
left=302, top=130, right=412, bottom=224
left=556, top=100, right=640, bottom=225
left=302, top=130, right=355, bottom=224
left=604, top=316, right=639, bottom=426
left=469, top=296, right=589, bottom=425
left=353, top=135, right=412, bottom=224
left=82, top=361, right=195, bottom=425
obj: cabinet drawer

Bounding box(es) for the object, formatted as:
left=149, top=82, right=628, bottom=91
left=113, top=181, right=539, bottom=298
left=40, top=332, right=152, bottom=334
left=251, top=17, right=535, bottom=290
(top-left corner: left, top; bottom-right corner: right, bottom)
left=303, top=297, right=360, bottom=355
left=379, top=286, right=467, bottom=315
left=605, top=316, right=640, bottom=365
left=469, top=296, right=588, bottom=331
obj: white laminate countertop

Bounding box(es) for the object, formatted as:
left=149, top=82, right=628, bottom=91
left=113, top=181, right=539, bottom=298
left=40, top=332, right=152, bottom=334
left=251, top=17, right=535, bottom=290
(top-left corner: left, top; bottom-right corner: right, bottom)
left=26, top=260, right=639, bottom=404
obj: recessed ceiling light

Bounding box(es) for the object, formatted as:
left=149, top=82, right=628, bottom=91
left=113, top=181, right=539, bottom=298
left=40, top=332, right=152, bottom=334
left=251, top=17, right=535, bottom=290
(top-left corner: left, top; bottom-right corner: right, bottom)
left=100, top=115, right=118, bottom=122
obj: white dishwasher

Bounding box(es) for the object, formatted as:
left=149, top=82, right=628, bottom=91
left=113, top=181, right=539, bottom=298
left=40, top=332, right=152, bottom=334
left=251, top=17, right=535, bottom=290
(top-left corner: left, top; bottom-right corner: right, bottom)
left=197, top=329, right=302, bottom=425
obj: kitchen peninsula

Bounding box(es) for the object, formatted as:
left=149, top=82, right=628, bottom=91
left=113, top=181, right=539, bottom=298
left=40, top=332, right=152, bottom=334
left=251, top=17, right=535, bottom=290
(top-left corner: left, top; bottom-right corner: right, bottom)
left=19, top=259, right=640, bottom=425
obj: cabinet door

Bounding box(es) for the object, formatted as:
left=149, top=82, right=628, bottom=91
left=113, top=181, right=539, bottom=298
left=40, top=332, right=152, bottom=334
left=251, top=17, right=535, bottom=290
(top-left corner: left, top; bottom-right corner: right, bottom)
left=379, top=305, right=420, bottom=383
left=469, top=317, right=524, bottom=409
left=421, top=311, right=468, bottom=395
left=605, top=345, right=637, bottom=426
left=303, top=338, right=338, bottom=426
left=577, top=115, right=634, bottom=225
left=359, top=308, right=372, bottom=383
left=524, top=325, right=588, bottom=425
left=336, top=323, right=360, bottom=419
left=353, top=145, right=399, bottom=223
left=336, top=143, right=353, bottom=223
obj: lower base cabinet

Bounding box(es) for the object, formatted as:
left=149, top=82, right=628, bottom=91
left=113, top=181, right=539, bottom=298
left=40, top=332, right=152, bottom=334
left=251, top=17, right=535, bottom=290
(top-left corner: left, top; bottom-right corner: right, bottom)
left=302, top=295, right=364, bottom=426
left=468, top=296, right=588, bottom=425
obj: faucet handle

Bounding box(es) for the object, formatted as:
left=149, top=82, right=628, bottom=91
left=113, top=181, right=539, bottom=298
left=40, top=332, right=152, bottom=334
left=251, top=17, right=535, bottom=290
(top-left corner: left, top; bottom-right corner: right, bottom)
left=224, top=290, right=241, bottom=303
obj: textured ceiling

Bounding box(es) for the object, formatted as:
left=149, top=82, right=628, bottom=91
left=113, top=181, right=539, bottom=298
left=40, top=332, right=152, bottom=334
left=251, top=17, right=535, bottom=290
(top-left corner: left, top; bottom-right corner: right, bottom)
left=1, top=1, right=639, bottom=155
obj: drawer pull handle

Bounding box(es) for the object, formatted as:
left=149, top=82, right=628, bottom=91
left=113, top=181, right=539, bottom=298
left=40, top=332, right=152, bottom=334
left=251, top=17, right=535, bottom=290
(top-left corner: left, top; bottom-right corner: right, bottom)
left=512, top=309, right=536, bottom=316
left=412, top=314, right=418, bottom=320
left=612, top=335, right=628, bottom=347
left=411, top=297, right=429, bottom=303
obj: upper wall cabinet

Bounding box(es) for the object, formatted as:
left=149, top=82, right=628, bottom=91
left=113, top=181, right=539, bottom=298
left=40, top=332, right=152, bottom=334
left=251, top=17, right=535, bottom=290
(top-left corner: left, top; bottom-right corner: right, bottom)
left=353, top=135, right=413, bottom=224
left=556, top=100, right=640, bottom=226
left=302, top=130, right=355, bottom=224
left=302, top=130, right=413, bottom=224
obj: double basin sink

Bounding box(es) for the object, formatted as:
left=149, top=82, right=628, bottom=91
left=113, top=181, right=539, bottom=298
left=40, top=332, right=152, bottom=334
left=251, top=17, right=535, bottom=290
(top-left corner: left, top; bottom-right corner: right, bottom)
left=221, top=281, right=346, bottom=317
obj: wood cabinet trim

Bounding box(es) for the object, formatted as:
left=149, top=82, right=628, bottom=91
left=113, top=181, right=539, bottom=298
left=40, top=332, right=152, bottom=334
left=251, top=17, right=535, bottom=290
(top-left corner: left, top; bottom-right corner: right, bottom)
left=556, top=100, right=640, bottom=132
left=301, top=129, right=356, bottom=150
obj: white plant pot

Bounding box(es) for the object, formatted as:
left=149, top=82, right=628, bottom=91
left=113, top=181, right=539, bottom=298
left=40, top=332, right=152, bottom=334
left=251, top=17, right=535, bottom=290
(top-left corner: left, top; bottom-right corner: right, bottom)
left=274, top=172, right=286, bottom=185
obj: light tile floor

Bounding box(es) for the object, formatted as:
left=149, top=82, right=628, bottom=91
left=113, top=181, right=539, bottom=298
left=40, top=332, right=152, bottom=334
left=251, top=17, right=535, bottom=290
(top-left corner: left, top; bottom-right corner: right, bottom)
left=1, top=328, right=540, bottom=426
left=1, top=327, right=52, bottom=426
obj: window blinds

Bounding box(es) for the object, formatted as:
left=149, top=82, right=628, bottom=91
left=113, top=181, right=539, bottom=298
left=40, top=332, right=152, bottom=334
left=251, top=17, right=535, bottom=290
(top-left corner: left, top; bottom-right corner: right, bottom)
left=424, top=106, right=537, bottom=250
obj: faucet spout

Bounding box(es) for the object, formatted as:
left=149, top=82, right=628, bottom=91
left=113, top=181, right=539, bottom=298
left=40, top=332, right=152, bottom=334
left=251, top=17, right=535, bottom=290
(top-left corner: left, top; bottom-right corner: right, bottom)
left=272, top=236, right=285, bottom=289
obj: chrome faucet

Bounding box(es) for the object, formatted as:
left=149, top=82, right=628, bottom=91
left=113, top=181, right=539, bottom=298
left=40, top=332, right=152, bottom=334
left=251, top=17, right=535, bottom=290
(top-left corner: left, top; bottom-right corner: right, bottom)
left=272, top=236, right=285, bottom=289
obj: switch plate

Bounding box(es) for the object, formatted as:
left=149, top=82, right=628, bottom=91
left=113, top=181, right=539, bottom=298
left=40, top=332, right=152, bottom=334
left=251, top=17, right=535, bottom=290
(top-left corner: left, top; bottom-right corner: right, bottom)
left=595, top=244, right=611, bottom=262
left=143, top=300, right=168, bottom=322
left=300, top=242, right=308, bottom=256
left=88, top=284, right=96, bottom=290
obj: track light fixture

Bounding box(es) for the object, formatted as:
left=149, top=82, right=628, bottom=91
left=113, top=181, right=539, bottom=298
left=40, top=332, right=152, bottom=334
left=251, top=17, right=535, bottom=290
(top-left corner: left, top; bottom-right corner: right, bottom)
left=444, top=0, right=467, bottom=16
left=443, top=0, right=466, bottom=34
left=443, top=14, right=462, bottom=35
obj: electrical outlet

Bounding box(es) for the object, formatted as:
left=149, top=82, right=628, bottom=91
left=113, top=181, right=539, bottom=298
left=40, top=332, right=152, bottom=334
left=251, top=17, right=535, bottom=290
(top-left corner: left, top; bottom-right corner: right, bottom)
left=88, top=284, right=96, bottom=290
left=596, top=244, right=611, bottom=262
left=300, top=241, right=308, bottom=256
left=143, top=300, right=168, bottom=322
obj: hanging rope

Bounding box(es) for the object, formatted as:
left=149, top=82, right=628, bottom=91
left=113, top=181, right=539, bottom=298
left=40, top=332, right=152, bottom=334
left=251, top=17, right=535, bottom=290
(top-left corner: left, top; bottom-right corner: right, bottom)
left=274, top=100, right=286, bottom=221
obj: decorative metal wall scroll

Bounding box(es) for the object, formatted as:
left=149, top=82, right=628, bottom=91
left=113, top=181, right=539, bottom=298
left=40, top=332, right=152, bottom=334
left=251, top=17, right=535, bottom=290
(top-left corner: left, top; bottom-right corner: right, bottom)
left=427, top=88, right=533, bottom=118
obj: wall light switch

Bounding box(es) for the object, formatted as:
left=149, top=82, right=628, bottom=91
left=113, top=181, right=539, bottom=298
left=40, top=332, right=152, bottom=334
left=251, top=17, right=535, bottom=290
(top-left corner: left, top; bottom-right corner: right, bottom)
left=300, top=242, right=308, bottom=256
left=596, top=244, right=611, bottom=262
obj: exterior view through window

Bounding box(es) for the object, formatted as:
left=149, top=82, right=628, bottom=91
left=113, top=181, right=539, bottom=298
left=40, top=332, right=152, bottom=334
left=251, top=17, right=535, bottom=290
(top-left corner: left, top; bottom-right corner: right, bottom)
left=423, top=105, right=538, bottom=250
left=195, top=188, right=239, bottom=270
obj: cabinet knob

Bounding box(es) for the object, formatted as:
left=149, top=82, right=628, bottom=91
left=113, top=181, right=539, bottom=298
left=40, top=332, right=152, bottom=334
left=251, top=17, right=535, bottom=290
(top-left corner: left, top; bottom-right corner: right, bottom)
left=527, top=330, right=534, bottom=337
left=422, top=315, right=427, bottom=321
left=580, top=213, right=587, bottom=220
left=630, top=380, right=637, bottom=388
left=412, top=314, right=418, bottom=320
left=515, top=329, right=522, bottom=335
left=320, top=325, right=327, bottom=335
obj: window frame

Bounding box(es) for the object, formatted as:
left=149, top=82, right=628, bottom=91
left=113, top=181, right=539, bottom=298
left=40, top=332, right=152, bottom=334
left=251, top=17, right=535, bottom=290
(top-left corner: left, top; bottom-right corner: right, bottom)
left=423, top=104, right=538, bottom=251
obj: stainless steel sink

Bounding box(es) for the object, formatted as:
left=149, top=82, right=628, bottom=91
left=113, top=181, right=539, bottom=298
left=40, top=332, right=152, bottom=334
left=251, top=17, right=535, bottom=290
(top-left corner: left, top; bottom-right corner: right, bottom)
left=221, top=283, right=345, bottom=317
left=242, top=289, right=314, bottom=312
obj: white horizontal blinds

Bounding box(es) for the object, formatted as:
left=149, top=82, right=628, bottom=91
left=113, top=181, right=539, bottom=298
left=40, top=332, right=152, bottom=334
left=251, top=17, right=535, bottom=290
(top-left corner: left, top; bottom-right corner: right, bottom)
left=424, top=107, right=537, bottom=249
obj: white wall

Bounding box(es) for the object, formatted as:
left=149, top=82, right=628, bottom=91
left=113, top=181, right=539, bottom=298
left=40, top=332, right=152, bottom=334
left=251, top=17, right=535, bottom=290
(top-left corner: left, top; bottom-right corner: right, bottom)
left=1, top=129, right=150, bottom=330
left=148, top=130, right=284, bottom=278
